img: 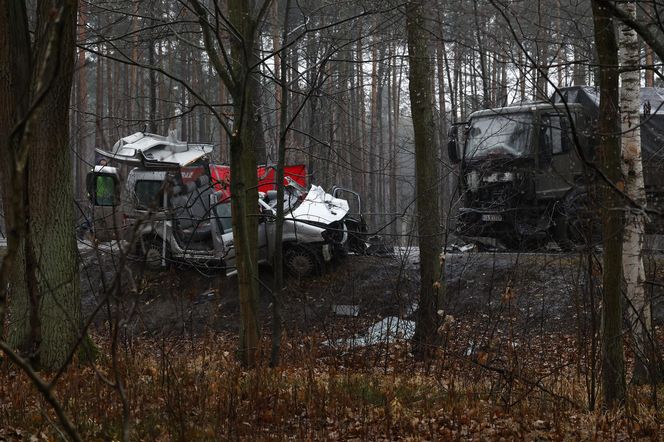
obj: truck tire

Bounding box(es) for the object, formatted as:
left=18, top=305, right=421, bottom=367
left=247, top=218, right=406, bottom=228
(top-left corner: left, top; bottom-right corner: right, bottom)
left=554, top=190, right=601, bottom=251
left=284, top=245, right=321, bottom=278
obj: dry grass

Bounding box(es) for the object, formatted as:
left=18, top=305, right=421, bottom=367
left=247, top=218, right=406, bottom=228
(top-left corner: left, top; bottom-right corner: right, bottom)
left=1, top=325, right=663, bottom=441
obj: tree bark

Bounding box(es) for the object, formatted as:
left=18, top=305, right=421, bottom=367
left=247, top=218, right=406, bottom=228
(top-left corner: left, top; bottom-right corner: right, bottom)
left=271, top=0, right=291, bottom=367
left=0, top=0, right=32, bottom=342
left=406, top=0, right=444, bottom=360
left=591, top=0, right=626, bottom=408
left=147, top=2, right=158, bottom=133
left=190, top=0, right=267, bottom=367
left=1, top=0, right=82, bottom=370
left=95, top=48, right=104, bottom=148
left=435, top=38, right=449, bottom=227
left=28, top=0, right=81, bottom=370
left=573, top=43, right=586, bottom=86
left=618, top=1, right=652, bottom=385
left=77, top=1, right=89, bottom=200
left=369, top=30, right=379, bottom=219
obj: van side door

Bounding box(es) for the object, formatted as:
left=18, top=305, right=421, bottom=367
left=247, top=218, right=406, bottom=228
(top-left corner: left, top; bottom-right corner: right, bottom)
left=210, top=192, right=236, bottom=272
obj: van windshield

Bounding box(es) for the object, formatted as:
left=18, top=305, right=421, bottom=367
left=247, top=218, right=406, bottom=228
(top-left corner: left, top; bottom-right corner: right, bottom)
left=465, top=113, right=533, bottom=159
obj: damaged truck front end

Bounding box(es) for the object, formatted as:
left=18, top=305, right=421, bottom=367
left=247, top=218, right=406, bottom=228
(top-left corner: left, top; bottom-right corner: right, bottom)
left=449, top=104, right=584, bottom=249
left=458, top=166, right=543, bottom=247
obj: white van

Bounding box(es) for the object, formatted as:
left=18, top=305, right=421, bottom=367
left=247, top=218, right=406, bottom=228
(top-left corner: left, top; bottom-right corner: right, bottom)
left=87, top=132, right=364, bottom=276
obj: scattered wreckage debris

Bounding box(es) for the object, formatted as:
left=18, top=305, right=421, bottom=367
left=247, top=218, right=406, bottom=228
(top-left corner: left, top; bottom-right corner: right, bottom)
left=325, top=316, right=416, bottom=348
left=364, top=235, right=391, bottom=256
left=332, top=304, right=360, bottom=317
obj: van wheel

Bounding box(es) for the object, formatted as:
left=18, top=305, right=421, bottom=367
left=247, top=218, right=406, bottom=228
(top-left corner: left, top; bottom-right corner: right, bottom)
left=140, top=236, right=169, bottom=270
left=284, top=245, right=320, bottom=277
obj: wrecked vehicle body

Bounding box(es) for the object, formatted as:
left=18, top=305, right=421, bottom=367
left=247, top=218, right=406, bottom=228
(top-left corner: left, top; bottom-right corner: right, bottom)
left=448, top=86, right=664, bottom=249
left=87, top=131, right=364, bottom=276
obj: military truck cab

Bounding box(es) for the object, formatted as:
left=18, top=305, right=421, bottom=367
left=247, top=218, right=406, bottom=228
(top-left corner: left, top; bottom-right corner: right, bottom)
left=449, top=86, right=664, bottom=249
left=449, top=102, right=592, bottom=248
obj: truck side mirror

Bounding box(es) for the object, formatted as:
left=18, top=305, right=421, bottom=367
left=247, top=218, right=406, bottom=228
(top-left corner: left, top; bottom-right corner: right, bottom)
left=447, top=125, right=460, bottom=164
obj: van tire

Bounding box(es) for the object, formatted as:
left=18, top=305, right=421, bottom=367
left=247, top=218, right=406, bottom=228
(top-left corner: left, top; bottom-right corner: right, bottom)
left=139, top=235, right=169, bottom=270
left=284, top=245, right=321, bottom=278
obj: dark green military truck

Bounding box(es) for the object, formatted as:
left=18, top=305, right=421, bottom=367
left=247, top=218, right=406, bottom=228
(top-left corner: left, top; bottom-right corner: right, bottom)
left=448, top=86, right=664, bottom=249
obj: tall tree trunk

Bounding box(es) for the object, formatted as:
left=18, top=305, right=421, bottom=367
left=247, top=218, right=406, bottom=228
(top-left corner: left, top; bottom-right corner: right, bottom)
left=356, top=27, right=367, bottom=199
left=162, top=41, right=174, bottom=134
left=645, top=45, right=655, bottom=87
left=518, top=50, right=526, bottom=101
left=436, top=39, right=449, bottom=226
left=573, top=43, right=586, bottom=86
left=592, top=0, right=626, bottom=408
left=390, top=43, right=403, bottom=239
left=499, top=56, right=507, bottom=106
left=218, top=81, right=229, bottom=162
left=387, top=43, right=395, bottom=236
left=230, top=0, right=262, bottom=368
left=619, top=1, right=652, bottom=385
left=1, top=0, right=82, bottom=370
left=180, top=46, right=188, bottom=140
left=644, top=2, right=655, bottom=88
left=191, top=0, right=264, bottom=367
left=0, top=0, right=32, bottom=343
left=129, top=0, right=139, bottom=120
left=271, top=0, right=291, bottom=367
left=29, top=0, right=81, bottom=370
left=106, top=50, right=114, bottom=139
left=406, top=0, right=444, bottom=360
left=147, top=4, right=157, bottom=133
left=369, top=40, right=378, bottom=220
left=76, top=2, right=88, bottom=199
left=473, top=0, right=490, bottom=108
left=95, top=51, right=104, bottom=148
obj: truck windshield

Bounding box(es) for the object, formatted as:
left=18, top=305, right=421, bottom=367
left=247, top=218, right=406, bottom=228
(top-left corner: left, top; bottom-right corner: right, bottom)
left=465, top=113, right=533, bottom=159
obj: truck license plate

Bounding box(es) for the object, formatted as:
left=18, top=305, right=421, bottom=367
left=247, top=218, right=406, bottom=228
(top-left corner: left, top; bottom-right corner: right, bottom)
left=481, top=214, right=502, bottom=222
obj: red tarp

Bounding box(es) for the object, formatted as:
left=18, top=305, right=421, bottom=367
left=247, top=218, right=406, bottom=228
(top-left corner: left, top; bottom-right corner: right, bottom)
left=180, top=164, right=308, bottom=200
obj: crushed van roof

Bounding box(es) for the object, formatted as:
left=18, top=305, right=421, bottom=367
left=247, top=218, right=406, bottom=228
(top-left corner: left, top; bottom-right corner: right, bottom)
left=96, top=131, right=214, bottom=167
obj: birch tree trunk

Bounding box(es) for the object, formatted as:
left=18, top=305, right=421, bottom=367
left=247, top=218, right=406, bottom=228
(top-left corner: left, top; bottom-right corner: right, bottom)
left=619, top=1, right=652, bottom=385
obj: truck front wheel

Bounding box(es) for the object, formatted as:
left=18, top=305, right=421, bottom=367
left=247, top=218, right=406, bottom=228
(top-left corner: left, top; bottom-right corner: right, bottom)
left=554, top=190, right=601, bottom=250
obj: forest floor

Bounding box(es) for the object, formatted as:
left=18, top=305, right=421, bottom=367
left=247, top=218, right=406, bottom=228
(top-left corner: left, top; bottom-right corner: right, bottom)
left=2, top=247, right=664, bottom=439
left=79, top=246, right=664, bottom=339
